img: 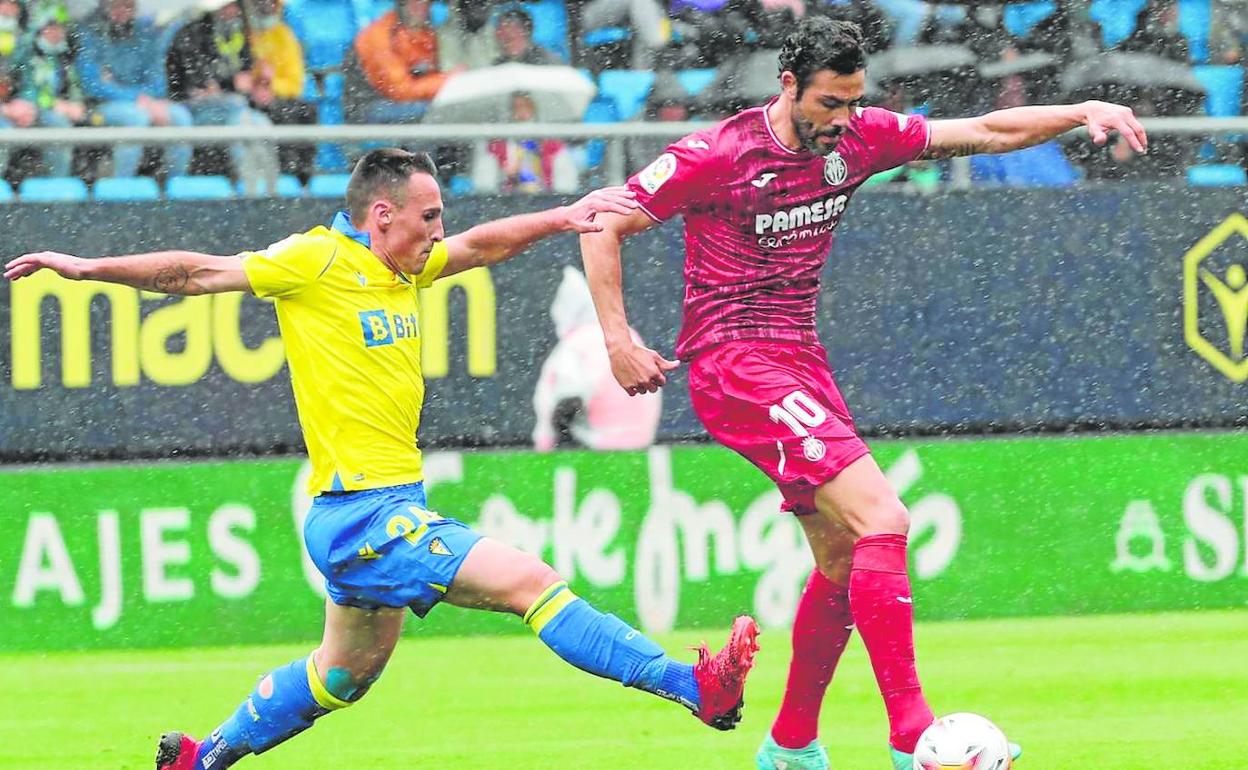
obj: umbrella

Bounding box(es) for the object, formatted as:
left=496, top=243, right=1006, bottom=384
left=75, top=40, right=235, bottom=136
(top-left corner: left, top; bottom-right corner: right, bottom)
left=867, top=45, right=978, bottom=80
left=1060, top=52, right=1206, bottom=95
left=689, top=48, right=782, bottom=115
left=977, top=51, right=1058, bottom=79
left=718, top=49, right=784, bottom=104
left=423, top=64, right=597, bottom=124
left=149, top=0, right=214, bottom=25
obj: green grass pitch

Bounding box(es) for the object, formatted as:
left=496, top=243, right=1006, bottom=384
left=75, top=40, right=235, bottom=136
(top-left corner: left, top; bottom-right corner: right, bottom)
left=2, top=609, right=1244, bottom=769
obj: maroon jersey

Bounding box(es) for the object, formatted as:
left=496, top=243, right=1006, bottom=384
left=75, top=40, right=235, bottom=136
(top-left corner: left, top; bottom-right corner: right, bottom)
left=628, top=101, right=930, bottom=359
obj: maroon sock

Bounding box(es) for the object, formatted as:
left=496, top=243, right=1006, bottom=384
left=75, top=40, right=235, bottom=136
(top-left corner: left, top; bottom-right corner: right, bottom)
left=849, top=533, right=934, bottom=753
left=770, top=569, right=853, bottom=749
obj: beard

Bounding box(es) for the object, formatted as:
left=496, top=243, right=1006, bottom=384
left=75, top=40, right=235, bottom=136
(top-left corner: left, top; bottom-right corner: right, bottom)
left=791, top=106, right=844, bottom=156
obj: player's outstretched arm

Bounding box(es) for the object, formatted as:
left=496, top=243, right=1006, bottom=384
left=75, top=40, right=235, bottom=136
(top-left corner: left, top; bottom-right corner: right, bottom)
left=3, top=250, right=252, bottom=295
left=439, top=186, right=638, bottom=278
left=920, top=100, right=1147, bottom=159
left=579, top=207, right=679, bottom=397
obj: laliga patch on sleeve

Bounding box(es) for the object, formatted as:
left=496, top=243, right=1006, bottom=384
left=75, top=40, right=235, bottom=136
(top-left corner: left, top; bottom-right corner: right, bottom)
left=639, top=153, right=677, bottom=194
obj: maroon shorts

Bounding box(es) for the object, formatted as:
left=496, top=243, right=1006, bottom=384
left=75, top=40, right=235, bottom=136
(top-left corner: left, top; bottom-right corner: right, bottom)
left=688, top=340, right=870, bottom=515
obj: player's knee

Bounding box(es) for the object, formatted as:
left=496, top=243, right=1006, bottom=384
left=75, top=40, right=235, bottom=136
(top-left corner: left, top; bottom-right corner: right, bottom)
left=511, top=559, right=563, bottom=617
left=830, top=495, right=909, bottom=538
left=859, top=497, right=910, bottom=537
left=314, top=658, right=381, bottom=703
left=322, top=664, right=384, bottom=704
left=313, top=648, right=389, bottom=705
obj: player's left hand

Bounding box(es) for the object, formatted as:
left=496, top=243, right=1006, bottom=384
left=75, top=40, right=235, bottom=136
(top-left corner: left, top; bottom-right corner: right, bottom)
left=558, top=186, right=638, bottom=233
left=3, top=251, right=88, bottom=282
left=1083, top=100, right=1148, bottom=153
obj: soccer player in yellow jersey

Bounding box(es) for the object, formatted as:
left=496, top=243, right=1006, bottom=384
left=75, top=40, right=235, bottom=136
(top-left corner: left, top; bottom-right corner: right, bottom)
left=4, top=149, right=760, bottom=770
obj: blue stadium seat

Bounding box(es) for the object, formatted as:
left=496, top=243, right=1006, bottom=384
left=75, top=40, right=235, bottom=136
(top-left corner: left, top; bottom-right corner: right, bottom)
left=301, top=71, right=319, bottom=101
left=313, top=71, right=350, bottom=173
left=321, top=71, right=345, bottom=100
left=0, top=179, right=15, bottom=203
left=523, top=0, right=570, bottom=62
left=676, top=68, right=716, bottom=97
left=582, top=98, right=619, bottom=170
left=167, top=175, right=235, bottom=200
left=93, top=176, right=161, bottom=201
left=583, top=98, right=619, bottom=124
left=599, top=70, right=656, bottom=120
left=583, top=26, right=630, bottom=48
left=1193, top=65, right=1244, bottom=116
left=351, top=0, right=401, bottom=25
left=1089, top=0, right=1147, bottom=47
left=1003, top=1, right=1056, bottom=37
left=1178, top=0, right=1211, bottom=63
left=970, top=142, right=1078, bottom=187
left=286, top=0, right=358, bottom=72
left=1186, top=164, right=1247, bottom=186
left=237, top=175, right=305, bottom=198
left=308, top=173, right=352, bottom=198
left=447, top=174, right=474, bottom=197
left=18, top=176, right=89, bottom=202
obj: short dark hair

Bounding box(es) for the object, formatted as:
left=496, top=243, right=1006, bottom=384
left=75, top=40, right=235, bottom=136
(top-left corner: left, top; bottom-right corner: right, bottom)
left=345, top=148, right=438, bottom=222
left=498, top=7, right=533, bottom=31
left=778, top=17, right=867, bottom=94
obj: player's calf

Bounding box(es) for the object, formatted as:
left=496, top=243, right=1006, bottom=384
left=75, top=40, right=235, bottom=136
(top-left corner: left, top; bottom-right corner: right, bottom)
left=522, top=579, right=760, bottom=728
left=157, top=654, right=368, bottom=770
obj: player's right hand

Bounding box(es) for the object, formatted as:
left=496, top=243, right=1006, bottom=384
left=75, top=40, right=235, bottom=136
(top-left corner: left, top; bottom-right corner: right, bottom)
left=608, top=343, right=680, bottom=396
left=3, top=251, right=88, bottom=282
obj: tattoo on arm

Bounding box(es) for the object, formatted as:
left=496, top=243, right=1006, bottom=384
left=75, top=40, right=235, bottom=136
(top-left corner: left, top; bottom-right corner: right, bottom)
left=920, top=141, right=981, bottom=160
left=151, top=264, right=190, bottom=293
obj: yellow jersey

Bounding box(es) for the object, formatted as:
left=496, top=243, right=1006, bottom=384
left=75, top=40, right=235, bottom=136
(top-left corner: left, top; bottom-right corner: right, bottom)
left=241, top=211, right=448, bottom=495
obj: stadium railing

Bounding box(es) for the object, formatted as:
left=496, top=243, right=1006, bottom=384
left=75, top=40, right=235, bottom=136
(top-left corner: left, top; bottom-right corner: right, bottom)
left=0, top=117, right=1243, bottom=187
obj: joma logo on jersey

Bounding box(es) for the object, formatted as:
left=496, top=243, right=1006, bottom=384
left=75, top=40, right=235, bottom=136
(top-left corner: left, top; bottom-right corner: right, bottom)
left=359, top=309, right=419, bottom=348
left=754, top=194, right=848, bottom=235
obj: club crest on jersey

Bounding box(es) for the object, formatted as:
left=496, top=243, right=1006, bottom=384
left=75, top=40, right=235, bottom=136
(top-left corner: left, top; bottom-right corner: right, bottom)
left=802, top=436, right=827, bottom=462
left=639, top=152, right=677, bottom=194
left=823, top=151, right=848, bottom=186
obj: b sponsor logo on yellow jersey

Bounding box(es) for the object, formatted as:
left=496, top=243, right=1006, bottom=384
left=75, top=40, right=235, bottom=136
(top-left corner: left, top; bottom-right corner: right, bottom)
left=358, top=310, right=420, bottom=348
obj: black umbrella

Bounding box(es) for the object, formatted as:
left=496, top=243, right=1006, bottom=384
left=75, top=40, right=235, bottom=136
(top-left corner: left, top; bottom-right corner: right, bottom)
left=692, top=49, right=782, bottom=114
left=723, top=49, right=785, bottom=103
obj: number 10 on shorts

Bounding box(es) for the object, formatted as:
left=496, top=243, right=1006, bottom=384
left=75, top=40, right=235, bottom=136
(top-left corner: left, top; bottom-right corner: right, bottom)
left=769, top=390, right=829, bottom=467
left=769, top=391, right=827, bottom=435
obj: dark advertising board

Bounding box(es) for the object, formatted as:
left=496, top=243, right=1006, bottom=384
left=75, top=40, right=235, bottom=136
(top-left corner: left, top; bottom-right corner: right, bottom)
left=0, top=187, right=1244, bottom=459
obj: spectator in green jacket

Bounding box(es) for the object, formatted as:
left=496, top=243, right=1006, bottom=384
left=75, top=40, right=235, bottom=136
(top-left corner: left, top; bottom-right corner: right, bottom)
left=20, top=9, right=86, bottom=176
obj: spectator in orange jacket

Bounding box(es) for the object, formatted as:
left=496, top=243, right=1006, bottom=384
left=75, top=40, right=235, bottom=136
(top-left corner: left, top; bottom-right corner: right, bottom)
left=349, top=0, right=461, bottom=123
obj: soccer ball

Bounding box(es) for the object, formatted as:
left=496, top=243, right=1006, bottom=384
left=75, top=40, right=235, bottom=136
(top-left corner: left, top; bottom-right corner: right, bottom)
left=912, top=712, right=1012, bottom=770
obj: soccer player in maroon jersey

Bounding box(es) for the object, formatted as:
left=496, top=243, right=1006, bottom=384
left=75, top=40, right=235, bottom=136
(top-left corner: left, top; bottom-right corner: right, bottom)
left=579, top=16, right=1146, bottom=770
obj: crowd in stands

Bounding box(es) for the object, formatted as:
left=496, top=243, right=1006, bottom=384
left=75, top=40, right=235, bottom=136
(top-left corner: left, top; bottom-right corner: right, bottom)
left=0, top=0, right=1243, bottom=200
